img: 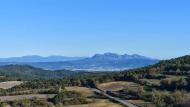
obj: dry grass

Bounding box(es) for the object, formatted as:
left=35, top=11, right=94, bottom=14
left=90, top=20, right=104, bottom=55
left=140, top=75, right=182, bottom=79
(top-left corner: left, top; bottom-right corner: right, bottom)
left=65, top=86, right=124, bottom=107
left=128, top=100, right=156, bottom=107
left=64, top=99, right=124, bottom=107
left=65, top=86, right=94, bottom=97
left=0, top=81, right=23, bottom=89
left=165, top=75, right=186, bottom=80
left=0, top=94, right=56, bottom=102
left=98, top=81, right=138, bottom=91
left=140, top=79, right=161, bottom=85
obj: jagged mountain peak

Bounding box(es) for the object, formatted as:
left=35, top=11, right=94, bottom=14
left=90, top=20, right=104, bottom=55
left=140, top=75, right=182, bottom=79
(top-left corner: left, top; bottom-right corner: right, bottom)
left=92, top=53, right=150, bottom=60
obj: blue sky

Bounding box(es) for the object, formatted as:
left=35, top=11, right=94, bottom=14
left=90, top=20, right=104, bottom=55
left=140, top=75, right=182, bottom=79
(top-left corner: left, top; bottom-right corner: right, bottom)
left=0, top=0, right=189, bottom=59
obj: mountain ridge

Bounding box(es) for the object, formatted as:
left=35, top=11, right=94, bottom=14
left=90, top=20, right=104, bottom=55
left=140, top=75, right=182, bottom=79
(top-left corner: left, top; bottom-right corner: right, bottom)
left=0, top=53, right=159, bottom=71
left=0, top=55, right=86, bottom=62
left=91, top=53, right=155, bottom=60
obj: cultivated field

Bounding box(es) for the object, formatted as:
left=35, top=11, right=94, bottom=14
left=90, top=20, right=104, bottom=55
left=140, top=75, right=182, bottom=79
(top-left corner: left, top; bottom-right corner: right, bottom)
left=165, top=75, right=187, bottom=80
left=64, top=99, right=124, bottom=107
left=128, top=100, right=156, bottom=107
left=140, top=79, right=161, bottom=86
left=65, top=86, right=94, bottom=97
left=98, top=81, right=139, bottom=91
left=0, top=94, right=56, bottom=102
left=65, top=86, right=124, bottom=107
left=0, top=81, right=23, bottom=89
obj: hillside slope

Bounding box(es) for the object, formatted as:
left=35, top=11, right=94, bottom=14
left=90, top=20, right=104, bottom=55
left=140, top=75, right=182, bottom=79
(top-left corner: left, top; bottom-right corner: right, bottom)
left=0, top=65, right=86, bottom=79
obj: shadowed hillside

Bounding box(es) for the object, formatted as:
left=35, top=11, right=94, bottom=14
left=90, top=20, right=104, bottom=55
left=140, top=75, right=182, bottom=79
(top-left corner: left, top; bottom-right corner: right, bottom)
left=0, top=65, right=88, bottom=79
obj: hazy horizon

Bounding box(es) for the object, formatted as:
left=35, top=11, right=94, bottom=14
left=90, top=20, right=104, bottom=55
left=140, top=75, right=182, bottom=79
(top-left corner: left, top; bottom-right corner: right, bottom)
left=0, top=0, right=189, bottom=59
left=0, top=52, right=184, bottom=60
left=0, top=52, right=188, bottom=60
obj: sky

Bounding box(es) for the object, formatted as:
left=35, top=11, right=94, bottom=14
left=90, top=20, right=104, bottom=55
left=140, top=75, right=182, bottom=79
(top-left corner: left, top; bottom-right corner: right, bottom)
left=0, top=0, right=189, bottom=59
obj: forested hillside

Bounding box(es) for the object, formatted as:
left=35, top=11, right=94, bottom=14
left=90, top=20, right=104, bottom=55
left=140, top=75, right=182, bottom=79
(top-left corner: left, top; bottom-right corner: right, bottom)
left=0, top=65, right=88, bottom=79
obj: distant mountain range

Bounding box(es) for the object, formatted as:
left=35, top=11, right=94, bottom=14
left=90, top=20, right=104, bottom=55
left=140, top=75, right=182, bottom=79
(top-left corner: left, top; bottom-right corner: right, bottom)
left=0, top=55, right=86, bottom=62
left=0, top=55, right=190, bottom=79
left=0, top=53, right=159, bottom=71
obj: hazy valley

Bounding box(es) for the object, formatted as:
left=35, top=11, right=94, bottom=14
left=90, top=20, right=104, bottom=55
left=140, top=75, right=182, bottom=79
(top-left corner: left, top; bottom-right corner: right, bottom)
left=0, top=53, right=158, bottom=71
